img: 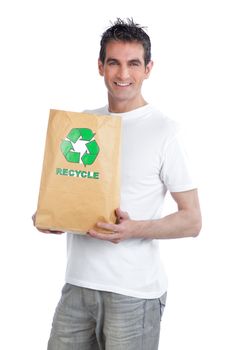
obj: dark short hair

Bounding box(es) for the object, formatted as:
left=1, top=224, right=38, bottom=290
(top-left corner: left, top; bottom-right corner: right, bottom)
left=99, top=18, right=151, bottom=66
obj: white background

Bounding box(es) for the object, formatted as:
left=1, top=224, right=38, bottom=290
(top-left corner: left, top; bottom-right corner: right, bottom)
left=1, top=0, right=233, bottom=349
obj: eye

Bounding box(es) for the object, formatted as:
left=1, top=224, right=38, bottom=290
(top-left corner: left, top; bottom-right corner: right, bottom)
left=129, top=61, right=141, bottom=67
left=108, top=60, right=118, bottom=66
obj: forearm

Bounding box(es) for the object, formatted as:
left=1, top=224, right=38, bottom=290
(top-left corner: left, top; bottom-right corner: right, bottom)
left=88, top=191, right=202, bottom=243
left=136, top=209, right=202, bottom=239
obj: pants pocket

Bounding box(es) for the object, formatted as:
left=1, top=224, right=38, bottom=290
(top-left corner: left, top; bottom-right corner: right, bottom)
left=159, top=292, right=167, bottom=320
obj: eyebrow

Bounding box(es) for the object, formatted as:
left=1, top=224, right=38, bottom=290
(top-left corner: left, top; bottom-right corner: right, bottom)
left=106, top=58, right=143, bottom=65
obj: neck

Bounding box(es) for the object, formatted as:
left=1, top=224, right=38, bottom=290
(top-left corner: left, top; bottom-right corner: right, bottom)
left=108, top=95, right=148, bottom=113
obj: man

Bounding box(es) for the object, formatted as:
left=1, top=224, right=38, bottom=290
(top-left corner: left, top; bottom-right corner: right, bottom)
left=34, top=18, right=202, bottom=350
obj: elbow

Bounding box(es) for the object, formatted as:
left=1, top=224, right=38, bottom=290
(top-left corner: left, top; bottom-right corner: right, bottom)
left=191, top=215, right=202, bottom=238
left=185, top=208, right=202, bottom=238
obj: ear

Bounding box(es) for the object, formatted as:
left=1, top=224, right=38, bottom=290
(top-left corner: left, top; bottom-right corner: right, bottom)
left=98, top=59, right=104, bottom=76
left=144, top=60, right=154, bottom=79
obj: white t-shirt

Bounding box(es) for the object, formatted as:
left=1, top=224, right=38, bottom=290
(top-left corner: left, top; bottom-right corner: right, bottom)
left=65, top=104, right=196, bottom=299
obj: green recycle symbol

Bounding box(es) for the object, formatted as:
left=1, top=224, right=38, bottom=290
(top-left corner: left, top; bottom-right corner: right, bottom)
left=60, top=128, right=100, bottom=166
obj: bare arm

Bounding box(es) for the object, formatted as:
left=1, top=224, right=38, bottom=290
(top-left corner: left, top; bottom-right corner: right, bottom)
left=142, top=189, right=202, bottom=239
left=88, top=189, right=202, bottom=243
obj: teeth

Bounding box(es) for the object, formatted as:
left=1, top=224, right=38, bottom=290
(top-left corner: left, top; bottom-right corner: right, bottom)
left=115, top=82, right=130, bottom=86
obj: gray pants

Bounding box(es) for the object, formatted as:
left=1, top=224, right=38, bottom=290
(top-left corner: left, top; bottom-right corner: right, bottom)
left=48, top=283, right=167, bottom=350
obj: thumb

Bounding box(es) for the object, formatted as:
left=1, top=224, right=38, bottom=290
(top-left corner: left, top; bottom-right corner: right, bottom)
left=115, top=208, right=130, bottom=222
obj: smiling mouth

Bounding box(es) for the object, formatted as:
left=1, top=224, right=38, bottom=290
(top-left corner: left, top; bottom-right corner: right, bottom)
left=114, top=82, right=132, bottom=87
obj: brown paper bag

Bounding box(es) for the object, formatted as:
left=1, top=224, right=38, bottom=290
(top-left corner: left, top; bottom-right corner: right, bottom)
left=35, top=109, right=122, bottom=234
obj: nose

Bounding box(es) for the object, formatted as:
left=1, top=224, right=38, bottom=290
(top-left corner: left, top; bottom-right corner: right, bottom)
left=117, top=65, right=130, bottom=80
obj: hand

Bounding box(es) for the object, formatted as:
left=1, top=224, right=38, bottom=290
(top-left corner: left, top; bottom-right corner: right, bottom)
left=32, top=212, right=64, bottom=234
left=87, top=208, right=141, bottom=244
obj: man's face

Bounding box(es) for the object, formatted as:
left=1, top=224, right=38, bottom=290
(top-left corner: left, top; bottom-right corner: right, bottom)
left=98, top=40, right=153, bottom=111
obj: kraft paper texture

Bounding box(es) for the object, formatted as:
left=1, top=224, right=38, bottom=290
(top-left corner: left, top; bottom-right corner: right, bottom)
left=35, top=109, right=122, bottom=234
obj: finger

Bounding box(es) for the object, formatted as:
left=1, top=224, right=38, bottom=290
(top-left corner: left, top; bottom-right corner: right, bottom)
left=96, top=222, right=119, bottom=233
left=111, top=239, right=120, bottom=244
left=49, top=230, right=64, bottom=234
left=37, top=229, right=51, bottom=233
left=87, top=230, right=120, bottom=241
left=32, top=213, right=36, bottom=226
left=32, top=212, right=64, bottom=234
left=37, top=228, right=64, bottom=234
left=115, top=208, right=130, bottom=221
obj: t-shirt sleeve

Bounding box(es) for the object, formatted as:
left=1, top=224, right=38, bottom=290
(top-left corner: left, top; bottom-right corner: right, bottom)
left=160, top=130, right=197, bottom=192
